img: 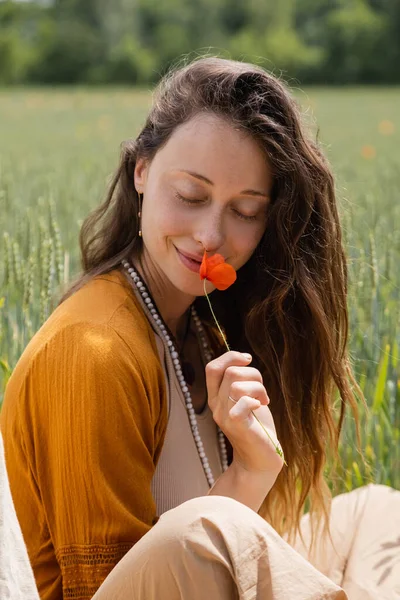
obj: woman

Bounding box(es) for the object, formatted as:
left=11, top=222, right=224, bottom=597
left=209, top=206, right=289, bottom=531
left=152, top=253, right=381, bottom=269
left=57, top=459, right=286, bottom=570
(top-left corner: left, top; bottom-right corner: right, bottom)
left=1, top=57, right=399, bottom=600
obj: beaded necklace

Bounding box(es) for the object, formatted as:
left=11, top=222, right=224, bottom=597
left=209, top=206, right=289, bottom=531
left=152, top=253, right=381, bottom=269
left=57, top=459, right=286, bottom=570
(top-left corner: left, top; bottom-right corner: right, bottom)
left=168, top=308, right=196, bottom=387
left=122, top=259, right=229, bottom=487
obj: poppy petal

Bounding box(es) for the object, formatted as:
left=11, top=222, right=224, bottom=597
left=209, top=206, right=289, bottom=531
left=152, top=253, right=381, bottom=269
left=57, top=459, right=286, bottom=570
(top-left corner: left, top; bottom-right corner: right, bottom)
left=207, top=263, right=237, bottom=290
left=199, top=251, right=236, bottom=290
left=200, top=252, right=208, bottom=280
left=206, top=254, right=225, bottom=270
left=200, top=252, right=225, bottom=280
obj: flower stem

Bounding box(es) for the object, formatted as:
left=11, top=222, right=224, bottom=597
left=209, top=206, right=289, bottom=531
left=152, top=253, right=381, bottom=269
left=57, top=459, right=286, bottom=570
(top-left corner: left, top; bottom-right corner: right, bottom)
left=203, top=279, right=231, bottom=352
left=203, top=279, right=287, bottom=466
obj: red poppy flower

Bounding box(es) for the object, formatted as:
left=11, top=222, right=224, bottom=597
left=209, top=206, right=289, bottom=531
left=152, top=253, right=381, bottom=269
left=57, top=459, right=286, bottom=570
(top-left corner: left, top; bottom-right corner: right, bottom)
left=199, top=251, right=237, bottom=291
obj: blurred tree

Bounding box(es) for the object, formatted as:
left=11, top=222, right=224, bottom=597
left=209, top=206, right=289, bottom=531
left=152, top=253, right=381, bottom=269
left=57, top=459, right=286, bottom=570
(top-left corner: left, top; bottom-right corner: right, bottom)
left=0, top=0, right=43, bottom=83
left=30, top=18, right=106, bottom=83
left=97, top=35, right=157, bottom=84
left=52, top=0, right=101, bottom=29
left=322, top=0, right=387, bottom=83
left=369, top=0, right=400, bottom=81
left=229, top=0, right=324, bottom=80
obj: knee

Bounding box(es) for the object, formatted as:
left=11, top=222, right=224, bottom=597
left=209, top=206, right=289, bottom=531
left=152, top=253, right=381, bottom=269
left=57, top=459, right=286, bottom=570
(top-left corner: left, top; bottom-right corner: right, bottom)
left=332, top=483, right=399, bottom=521
left=364, top=482, right=395, bottom=494
left=94, top=497, right=263, bottom=598
left=160, top=495, right=257, bottom=528
left=146, top=495, right=275, bottom=568
left=168, top=494, right=250, bottom=514
left=348, top=483, right=396, bottom=502
left=156, top=495, right=269, bottom=545
left=363, top=482, right=399, bottom=504
left=334, top=483, right=394, bottom=504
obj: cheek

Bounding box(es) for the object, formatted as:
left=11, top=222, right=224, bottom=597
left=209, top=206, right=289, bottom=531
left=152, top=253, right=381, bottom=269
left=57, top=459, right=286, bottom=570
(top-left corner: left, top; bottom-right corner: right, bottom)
left=145, top=193, right=188, bottom=238
left=231, top=225, right=265, bottom=266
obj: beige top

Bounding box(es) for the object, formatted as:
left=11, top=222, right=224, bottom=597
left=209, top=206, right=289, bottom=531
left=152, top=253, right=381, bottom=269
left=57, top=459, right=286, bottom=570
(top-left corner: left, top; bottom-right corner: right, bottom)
left=120, top=273, right=222, bottom=516
left=124, top=277, right=223, bottom=515
left=150, top=328, right=223, bottom=515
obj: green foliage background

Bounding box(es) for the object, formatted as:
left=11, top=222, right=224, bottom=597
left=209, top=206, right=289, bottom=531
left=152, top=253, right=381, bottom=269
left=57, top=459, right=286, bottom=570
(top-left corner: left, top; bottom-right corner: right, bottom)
left=1, top=0, right=400, bottom=85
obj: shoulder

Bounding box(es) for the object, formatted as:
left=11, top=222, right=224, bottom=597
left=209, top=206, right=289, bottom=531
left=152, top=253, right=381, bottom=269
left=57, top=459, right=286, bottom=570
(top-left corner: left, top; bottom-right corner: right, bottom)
left=53, top=268, right=153, bottom=344
left=2, top=269, right=163, bottom=411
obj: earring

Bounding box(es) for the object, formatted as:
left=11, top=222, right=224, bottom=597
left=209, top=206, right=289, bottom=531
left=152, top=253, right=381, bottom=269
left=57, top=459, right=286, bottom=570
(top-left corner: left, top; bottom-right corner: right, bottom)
left=138, top=193, right=142, bottom=238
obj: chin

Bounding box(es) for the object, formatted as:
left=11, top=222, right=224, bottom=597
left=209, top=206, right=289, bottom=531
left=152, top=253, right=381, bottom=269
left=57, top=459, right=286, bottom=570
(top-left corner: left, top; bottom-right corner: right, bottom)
left=166, top=267, right=203, bottom=296
left=175, top=277, right=203, bottom=298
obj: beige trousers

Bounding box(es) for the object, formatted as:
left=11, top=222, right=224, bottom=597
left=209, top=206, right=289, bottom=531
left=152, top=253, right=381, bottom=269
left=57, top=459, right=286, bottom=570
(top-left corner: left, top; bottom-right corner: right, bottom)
left=93, top=484, right=400, bottom=600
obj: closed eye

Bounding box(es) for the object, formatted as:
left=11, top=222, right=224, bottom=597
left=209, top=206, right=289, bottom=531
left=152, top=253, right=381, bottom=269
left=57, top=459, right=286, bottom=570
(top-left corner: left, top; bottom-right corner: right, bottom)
left=174, top=192, right=259, bottom=222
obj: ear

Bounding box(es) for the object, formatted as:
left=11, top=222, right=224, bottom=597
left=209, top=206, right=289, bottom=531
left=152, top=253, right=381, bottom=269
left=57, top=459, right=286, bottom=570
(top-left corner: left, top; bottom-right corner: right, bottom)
left=134, top=158, right=148, bottom=194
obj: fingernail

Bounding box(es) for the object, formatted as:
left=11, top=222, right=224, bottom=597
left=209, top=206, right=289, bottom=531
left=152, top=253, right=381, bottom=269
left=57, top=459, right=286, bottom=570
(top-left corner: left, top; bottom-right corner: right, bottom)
left=242, top=353, right=252, bottom=361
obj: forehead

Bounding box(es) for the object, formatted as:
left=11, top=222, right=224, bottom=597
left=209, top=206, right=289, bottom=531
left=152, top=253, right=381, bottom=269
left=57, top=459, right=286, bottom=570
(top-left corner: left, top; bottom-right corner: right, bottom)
left=150, top=113, right=273, bottom=190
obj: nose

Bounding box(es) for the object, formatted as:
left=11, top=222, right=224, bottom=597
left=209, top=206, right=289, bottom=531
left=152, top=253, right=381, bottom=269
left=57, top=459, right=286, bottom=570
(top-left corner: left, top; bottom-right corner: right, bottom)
left=193, top=213, right=226, bottom=254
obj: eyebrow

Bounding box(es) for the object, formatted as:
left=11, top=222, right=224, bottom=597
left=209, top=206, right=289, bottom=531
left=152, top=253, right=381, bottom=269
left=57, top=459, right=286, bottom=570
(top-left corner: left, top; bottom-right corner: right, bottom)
left=178, top=169, right=270, bottom=199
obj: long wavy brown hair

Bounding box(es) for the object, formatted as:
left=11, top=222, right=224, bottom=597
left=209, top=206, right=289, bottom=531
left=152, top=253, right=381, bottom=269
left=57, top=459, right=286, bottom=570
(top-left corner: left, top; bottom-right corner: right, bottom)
left=61, top=56, right=363, bottom=552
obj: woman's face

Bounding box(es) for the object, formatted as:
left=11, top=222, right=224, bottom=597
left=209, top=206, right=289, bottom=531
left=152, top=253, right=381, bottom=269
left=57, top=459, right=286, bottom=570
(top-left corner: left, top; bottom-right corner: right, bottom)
left=134, top=113, right=273, bottom=297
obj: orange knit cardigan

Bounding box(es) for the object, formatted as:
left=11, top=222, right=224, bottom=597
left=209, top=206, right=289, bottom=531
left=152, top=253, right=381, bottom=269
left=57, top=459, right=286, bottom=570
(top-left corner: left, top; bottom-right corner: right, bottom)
left=1, top=270, right=170, bottom=599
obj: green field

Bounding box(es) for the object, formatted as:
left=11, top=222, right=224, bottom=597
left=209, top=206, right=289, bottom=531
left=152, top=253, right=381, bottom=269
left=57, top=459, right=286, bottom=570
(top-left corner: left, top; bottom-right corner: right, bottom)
left=0, top=87, right=399, bottom=492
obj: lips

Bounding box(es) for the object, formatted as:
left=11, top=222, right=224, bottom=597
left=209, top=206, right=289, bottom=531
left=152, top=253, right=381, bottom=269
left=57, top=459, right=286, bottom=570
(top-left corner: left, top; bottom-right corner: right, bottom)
left=175, top=246, right=203, bottom=274
left=176, top=248, right=203, bottom=263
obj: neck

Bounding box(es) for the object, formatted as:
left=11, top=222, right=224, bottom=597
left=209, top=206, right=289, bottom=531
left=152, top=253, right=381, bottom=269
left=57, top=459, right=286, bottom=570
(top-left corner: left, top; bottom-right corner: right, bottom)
left=131, top=251, right=194, bottom=340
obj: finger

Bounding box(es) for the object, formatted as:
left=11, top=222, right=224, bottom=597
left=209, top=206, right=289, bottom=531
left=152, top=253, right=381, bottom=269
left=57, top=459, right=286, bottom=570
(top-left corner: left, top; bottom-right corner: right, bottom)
left=228, top=395, right=261, bottom=421
left=224, top=365, right=263, bottom=385
left=229, top=381, right=269, bottom=406
left=205, top=351, right=252, bottom=400
left=217, top=367, right=264, bottom=408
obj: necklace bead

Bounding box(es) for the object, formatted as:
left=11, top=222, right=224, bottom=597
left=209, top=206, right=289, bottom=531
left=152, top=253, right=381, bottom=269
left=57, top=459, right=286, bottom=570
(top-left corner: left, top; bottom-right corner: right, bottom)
left=122, top=259, right=229, bottom=487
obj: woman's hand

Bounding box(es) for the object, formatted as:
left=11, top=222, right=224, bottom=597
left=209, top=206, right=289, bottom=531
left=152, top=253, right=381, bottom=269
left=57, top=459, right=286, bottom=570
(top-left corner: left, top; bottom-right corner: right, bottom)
left=206, top=351, right=284, bottom=477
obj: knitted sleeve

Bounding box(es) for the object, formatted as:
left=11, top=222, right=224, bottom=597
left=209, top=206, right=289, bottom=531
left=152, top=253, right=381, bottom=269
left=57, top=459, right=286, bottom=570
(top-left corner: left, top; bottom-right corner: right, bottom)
left=1, top=321, right=167, bottom=600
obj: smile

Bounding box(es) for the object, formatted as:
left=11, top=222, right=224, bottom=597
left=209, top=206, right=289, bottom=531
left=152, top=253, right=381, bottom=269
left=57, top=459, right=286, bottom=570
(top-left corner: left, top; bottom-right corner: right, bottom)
left=175, top=247, right=202, bottom=273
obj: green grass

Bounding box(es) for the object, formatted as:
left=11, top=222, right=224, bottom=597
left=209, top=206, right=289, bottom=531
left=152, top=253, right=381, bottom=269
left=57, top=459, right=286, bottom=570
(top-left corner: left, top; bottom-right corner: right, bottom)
left=0, top=86, right=399, bottom=492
